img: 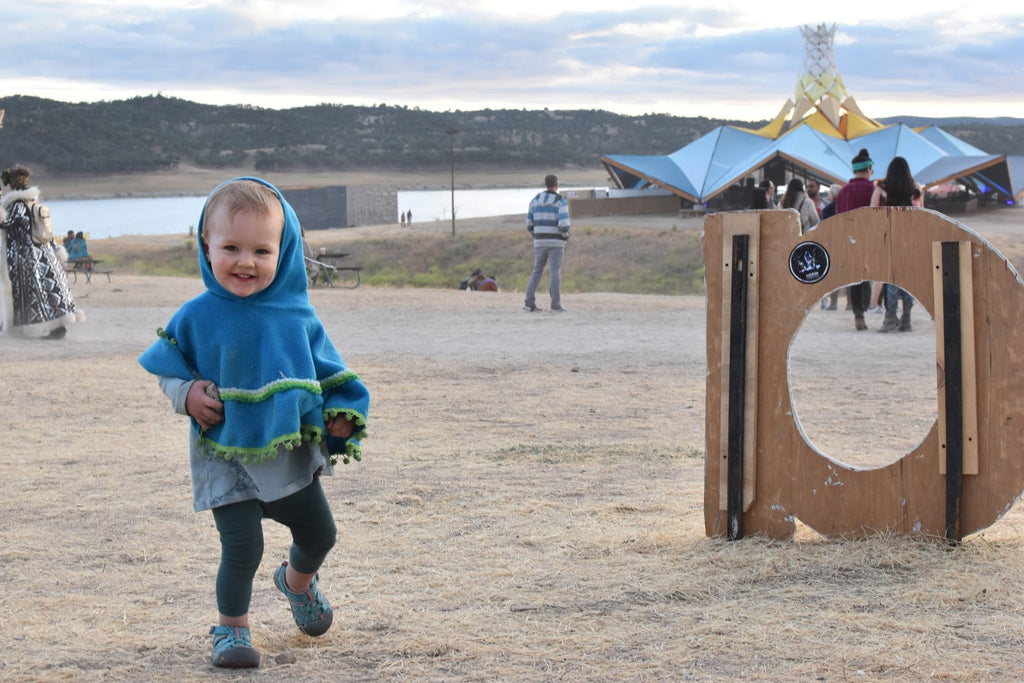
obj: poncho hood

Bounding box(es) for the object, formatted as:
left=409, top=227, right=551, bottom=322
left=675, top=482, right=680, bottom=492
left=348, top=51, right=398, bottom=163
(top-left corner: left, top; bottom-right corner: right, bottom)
left=139, top=177, right=369, bottom=464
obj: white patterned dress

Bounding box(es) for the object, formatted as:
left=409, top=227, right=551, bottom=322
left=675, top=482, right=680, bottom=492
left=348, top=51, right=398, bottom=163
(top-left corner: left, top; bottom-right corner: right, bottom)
left=0, top=187, right=83, bottom=336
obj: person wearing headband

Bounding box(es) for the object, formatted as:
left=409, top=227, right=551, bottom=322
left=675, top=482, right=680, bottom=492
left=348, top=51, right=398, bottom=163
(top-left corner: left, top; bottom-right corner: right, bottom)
left=834, top=149, right=875, bottom=331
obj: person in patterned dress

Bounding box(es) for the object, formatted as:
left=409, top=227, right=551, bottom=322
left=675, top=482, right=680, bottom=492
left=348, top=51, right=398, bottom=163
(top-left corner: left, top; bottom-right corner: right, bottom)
left=0, top=166, right=83, bottom=338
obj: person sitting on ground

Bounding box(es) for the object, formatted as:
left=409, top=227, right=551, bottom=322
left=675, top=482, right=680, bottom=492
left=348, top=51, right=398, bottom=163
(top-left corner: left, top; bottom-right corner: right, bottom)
left=460, top=268, right=488, bottom=290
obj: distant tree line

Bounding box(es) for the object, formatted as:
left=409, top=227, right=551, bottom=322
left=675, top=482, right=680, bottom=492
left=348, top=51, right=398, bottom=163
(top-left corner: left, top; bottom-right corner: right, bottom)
left=1, top=94, right=1021, bottom=176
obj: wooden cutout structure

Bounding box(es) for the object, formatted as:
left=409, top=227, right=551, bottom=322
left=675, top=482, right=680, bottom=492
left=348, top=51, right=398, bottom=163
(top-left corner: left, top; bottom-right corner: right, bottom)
left=704, top=207, right=1024, bottom=540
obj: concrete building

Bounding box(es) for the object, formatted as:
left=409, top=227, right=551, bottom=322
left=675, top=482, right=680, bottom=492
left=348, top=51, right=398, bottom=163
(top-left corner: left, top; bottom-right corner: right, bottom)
left=283, top=184, right=397, bottom=229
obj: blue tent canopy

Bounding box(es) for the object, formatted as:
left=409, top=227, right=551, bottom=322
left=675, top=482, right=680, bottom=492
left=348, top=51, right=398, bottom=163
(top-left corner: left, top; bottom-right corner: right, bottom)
left=602, top=122, right=1021, bottom=205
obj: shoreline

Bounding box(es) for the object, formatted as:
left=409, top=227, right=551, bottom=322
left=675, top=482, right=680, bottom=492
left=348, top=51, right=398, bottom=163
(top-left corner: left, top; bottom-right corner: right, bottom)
left=38, top=165, right=612, bottom=200
left=33, top=167, right=1024, bottom=270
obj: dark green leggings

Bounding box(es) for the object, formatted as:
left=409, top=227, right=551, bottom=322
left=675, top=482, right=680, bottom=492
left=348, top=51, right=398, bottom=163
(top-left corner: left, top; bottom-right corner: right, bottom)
left=211, top=478, right=337, bottom=617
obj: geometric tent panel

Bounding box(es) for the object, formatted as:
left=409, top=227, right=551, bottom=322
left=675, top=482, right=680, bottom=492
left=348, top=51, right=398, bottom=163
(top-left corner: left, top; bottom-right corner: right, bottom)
left=916, top=126, right=989, bottom=157
left=602, top=122, right=1022, bottom=204
left=602, top=154, right=701, bottom=199
left=915, top=155, right=1004, bottom=187
left=1009, top=156, right=1024, bottom=201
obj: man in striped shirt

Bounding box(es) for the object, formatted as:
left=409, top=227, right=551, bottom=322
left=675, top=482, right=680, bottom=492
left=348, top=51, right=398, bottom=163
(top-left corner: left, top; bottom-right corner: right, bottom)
left=523, top=174, right=570, bottom=312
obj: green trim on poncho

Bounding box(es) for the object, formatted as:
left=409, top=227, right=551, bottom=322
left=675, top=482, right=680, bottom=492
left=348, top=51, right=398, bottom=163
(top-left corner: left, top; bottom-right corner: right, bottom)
left=138, top=177, right=370, bottom=465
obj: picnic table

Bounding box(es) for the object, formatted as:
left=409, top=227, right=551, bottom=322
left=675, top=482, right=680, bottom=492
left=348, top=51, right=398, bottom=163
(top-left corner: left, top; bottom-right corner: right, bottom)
left=319, top=251, right=351, bottom=264
left=304, top=251, right=361, bottom=288
left=65, top=258, right=112, bottom=284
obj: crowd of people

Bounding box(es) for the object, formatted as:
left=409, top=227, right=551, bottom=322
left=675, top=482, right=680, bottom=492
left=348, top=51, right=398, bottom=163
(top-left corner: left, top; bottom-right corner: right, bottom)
left=750, top=149, right=925, bottom=333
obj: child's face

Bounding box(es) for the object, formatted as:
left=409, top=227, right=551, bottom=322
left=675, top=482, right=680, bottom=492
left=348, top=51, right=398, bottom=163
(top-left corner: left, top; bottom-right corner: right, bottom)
left=204, top=206, right=284, bottom=298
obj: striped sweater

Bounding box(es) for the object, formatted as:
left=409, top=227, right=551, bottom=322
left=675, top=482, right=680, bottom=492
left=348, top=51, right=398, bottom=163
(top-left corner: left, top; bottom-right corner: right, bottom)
left=526, top=190, right=570, bottom=248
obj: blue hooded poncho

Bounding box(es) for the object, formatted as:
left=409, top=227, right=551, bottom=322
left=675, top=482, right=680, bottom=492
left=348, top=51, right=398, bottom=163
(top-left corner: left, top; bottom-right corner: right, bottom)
left=138, top=177, right=369, bottom=465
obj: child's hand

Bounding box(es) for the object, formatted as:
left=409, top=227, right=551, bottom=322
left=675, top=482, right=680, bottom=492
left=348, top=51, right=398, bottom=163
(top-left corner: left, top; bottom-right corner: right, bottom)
left=186, top=380, right=224, bottom=431
left=325, top=414, right=355, bottom=438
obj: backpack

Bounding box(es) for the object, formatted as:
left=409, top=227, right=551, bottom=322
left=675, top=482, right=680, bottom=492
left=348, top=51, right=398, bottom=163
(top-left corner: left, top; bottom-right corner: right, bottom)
left=26, top=200, right=53, bottom=245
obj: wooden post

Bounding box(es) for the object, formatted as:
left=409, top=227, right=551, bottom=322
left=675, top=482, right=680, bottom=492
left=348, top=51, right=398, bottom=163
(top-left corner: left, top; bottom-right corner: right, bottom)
left=934, top=241, right=978, bottom=477
left=940, top=242, right=964, bottom=544
left=727, top=234, right=750, bottom=540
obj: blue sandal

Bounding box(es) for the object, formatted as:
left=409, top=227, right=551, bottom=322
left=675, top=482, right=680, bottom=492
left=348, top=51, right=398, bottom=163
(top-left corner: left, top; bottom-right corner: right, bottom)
left=273, top=561, right=333, bottom=637
left=209, top=625, right=260, bottom=668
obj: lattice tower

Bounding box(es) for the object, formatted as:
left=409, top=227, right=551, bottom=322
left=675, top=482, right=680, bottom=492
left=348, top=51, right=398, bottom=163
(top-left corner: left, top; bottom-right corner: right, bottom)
left=795, top=23, right=849, bottom=105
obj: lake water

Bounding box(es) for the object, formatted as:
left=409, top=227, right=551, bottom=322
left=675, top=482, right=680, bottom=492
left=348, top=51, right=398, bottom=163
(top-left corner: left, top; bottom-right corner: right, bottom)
left=46, top=187, right=586, bottom=240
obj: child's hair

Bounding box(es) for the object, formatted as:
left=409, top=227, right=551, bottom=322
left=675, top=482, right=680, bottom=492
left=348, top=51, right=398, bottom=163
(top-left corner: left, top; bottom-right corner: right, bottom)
left=202, top=179, right=283, bottom=241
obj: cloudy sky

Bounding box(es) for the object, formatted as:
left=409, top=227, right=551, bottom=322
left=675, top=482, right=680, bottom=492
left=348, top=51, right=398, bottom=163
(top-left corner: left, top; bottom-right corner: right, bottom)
left=3, top=1, right=1022, bottom=120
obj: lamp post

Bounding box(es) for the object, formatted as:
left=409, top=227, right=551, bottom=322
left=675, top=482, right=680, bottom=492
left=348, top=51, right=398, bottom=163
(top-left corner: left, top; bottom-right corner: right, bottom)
left=446, top=127, right=458, bottom=236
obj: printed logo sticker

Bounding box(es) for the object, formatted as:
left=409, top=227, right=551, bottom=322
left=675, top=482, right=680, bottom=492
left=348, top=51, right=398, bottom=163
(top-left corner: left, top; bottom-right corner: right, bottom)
left=789, top=241, right=829, bottom=284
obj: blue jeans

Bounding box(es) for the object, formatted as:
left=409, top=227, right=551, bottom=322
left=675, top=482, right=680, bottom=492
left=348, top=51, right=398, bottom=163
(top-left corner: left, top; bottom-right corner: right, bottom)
left=884, top=283, right=913, bottom=319
left=525, top=245, right=564, bottom=309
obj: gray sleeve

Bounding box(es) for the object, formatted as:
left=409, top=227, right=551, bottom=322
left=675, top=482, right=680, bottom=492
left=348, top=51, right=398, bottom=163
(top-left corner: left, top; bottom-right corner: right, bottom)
left=157, top=376, right=195, bottom=416
left=805, top=200, right=820, bottom=228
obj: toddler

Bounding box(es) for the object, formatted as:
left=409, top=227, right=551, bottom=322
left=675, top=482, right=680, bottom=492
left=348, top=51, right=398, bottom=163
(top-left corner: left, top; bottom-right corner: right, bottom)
left=139, top=178, right=370, bottom=668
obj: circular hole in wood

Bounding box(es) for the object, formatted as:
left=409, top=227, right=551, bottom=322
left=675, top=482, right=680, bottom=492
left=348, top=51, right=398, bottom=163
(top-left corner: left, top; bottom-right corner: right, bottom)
left=787, top=282, right=938, bottom=469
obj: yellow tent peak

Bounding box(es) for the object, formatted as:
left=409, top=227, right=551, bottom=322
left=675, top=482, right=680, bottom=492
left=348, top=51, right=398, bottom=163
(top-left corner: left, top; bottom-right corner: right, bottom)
left=794, top=110, right=845, bottom=139
left=844, top=110, right=887, bottom=139
left=755, top=99, right=795, bottom=139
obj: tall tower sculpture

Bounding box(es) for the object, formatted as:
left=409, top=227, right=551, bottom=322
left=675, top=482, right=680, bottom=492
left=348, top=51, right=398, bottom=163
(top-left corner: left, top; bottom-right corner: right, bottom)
left=792, top=24, right=850, bottom=127
left=758, top=23, right=882, bottom=140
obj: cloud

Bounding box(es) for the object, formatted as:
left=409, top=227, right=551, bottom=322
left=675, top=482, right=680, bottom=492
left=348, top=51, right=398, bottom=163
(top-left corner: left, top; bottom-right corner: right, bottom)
left=1, top=3, right=1022, bottom=118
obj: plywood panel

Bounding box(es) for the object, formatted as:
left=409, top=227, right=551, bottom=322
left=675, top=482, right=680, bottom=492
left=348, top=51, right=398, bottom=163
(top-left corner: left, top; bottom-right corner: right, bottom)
left=704, top=207, right=1024, bottom=539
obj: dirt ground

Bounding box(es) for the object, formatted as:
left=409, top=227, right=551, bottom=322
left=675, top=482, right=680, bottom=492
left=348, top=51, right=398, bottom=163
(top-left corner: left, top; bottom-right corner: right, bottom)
left=3, top=207, right=1024, bottom=681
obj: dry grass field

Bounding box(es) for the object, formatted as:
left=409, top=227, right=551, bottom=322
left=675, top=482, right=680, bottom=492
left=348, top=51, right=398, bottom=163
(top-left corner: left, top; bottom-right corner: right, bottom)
left=3, top=172, right=1024, bottom=680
